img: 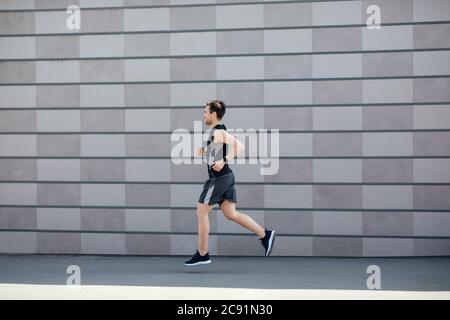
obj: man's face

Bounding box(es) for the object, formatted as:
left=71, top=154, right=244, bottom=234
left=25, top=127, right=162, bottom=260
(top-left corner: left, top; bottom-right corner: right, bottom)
left=203, top=105, right=215, bottom=126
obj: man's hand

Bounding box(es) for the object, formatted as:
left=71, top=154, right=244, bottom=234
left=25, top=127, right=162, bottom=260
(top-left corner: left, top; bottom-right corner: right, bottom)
left=211, top=159, right=225, bottom=172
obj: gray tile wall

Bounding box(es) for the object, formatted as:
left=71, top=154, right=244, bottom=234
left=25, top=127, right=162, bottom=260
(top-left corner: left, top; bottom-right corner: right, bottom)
left=0, top=0, right=449, bottom=256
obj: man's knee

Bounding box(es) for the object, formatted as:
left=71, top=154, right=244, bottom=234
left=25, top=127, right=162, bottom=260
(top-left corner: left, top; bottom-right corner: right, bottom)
left=196, top=203, right=211, bottom=218
left=223, top=209, right=238, bottom=221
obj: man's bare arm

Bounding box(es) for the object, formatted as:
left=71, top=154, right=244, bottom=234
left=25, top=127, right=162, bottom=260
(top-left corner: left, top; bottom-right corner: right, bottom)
left=213, top=129, right=244, bottom=162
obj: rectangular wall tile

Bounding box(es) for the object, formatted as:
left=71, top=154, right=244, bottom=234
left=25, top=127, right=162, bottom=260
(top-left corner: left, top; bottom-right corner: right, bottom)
left=265, top=2, right=311, bottom=27
left=126, top=159, right=170, bottom=182
left=363, top=212, right=413, bottom=235
left=313, top=107, right=362, bottom=130
left=37, top=208, right=80, bottom=230
left=363, top=238, right=413, bottom=256
left=413, top=185, right=450, bottom=210
left=414, top=212, right=450, bottom=236
left=1, top=134, right=36, bottom=155
left=218, top=30, right=262, bottom=54
left=36, top=36, right=79, bottom=59
left=264, top=29, right=312, bottom=53
left=82, top=233, right=126, bottom=254
left=363, top=133, right=413, bottom=156
left=414, top=51, right=450, bottom=75
left=363, top=79, right=413, bottom=103
left=264, top=159, right=313, bottom=183
left=414, top=159, right=450, bottom=182
left=413, top=239, right=450, bottom=256
left=265, top=55, right=312, bottom=79
left=313, top=237, right=362, bottom=256
left=363, top=26, right=412, bottom=50
left=81, top=134, right=125, bottom=157
left=363, top=186, right=413, bottom=209
left=0, top=183, right=37, bottom=205
left=414, top=132, right=450, bottom=156
left=363, top=106, right=413, bottom=130
left=313, top=80, right=362, bottom=104
left=265, top=107, right=312, bottom=130
left=81, top=159, right=125, bottom=181
left=83, top=9, right=124, bottom=32
left=414, top=24, right=450, bottom=49
left=414, top=105, right=450, bottom=129
left=313, top=159, right=362, bottom=182
left=126, top=234, right=171, bottom=255
left=218, top=82, right=262, bottom=106
left=0, top=86, right=36, bottom=108
left=363, top=52, right=413, bottom=77
left=314, top=185, right=362, bottom=209
left=38, top=183, right=79, bottom=206
left=0, top=207, right=36, bottom=229
left=38, top=135, right=79, bottom=157
left=80, top=35, right=124, bottom=57
left=314, top=27, right=362, bottom=51
left=125, top=59, right=169, bottom=81
left=171, top=32, right=215, bottom=55
left=272, top=237, right=313, bottom=256
left=264, top=185, right=312, bottom=208
left=171, top=57, right=216, bottom=81
left=127, top=134, right=171, bottom=156
left=81, top=85, right=124, bottom=107
left=313, top=133, right=362, bottom=156
left=81, top=208, right=125, bottom=231
left=37, top=110, right=80, bottom=132
left=0, top=110, right=36, bottom=132
left=38, top=159, right=80, bottom=181
left=81, top=60, right=124, bottom=82
left=0, top=159, right=36, bottom=180
left=413, top=0, right=450, bottom=21
left=126, top=184, right=171, bottom=207
left=265, top=210, right=313, bottom=234
left=414, top=78, right=450, bottom=102
left=37, top=232, right=81, bottom=254
left=217, top=235, right=263, bottom=256
left=0, top=62, right=35, bottom=83
left=217, top=57, right=263, bottom=80
left=125, top=209, right=171, bottom=232
left=126, top=33, right=169, bottom=56
left=265, top=81, right=312, bottom=105
left=36, top=61, right=80, bottom=83
left=171, top=83, right=216, bottom=106
left=81, top=184, right=125, bottom=206
left=363, top=159, right=413, bottom=183
left=81, top=110, right=124, bottom=132
left=217, top=5, right=263, bottom=29
left=313, top=1, right=361, bottom=25
left=170, top=6, right=214, bottom=30
left=0, top=232, right=36, bottom=253
left=313, top=211, right=362, bottom=235
left=125, top=8, right=169, bottom=31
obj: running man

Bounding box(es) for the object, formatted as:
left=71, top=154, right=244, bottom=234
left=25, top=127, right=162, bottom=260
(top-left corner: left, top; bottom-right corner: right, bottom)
left=184, top=99, right=276, bottom=266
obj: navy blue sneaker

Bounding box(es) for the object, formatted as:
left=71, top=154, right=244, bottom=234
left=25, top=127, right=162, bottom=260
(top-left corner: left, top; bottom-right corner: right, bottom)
left=184, top=250, right=211, bottom=266
left=260, top=229, right=276, bottom=256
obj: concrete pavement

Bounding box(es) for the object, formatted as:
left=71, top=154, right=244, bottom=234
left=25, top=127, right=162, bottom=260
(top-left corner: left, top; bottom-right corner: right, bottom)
left=0, top=255, right=449, bottom=299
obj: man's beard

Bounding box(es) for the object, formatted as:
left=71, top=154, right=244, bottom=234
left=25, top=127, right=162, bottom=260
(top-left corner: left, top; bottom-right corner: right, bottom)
left=205, top=119, right=211, bottom=126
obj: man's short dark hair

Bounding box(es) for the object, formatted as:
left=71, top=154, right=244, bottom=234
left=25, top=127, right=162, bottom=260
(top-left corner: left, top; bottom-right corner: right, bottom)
left=207, top=99, right=226, bottom=120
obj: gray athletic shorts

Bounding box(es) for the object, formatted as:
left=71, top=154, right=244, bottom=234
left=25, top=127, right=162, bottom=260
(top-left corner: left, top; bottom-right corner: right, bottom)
left=198, top=171, right=236, bottom=206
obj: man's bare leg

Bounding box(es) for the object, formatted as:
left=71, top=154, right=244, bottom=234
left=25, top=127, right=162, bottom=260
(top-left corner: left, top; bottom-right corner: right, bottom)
left=197, top=202, right=214, bottom=256
left=220, top=200, right=265, bottom=238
